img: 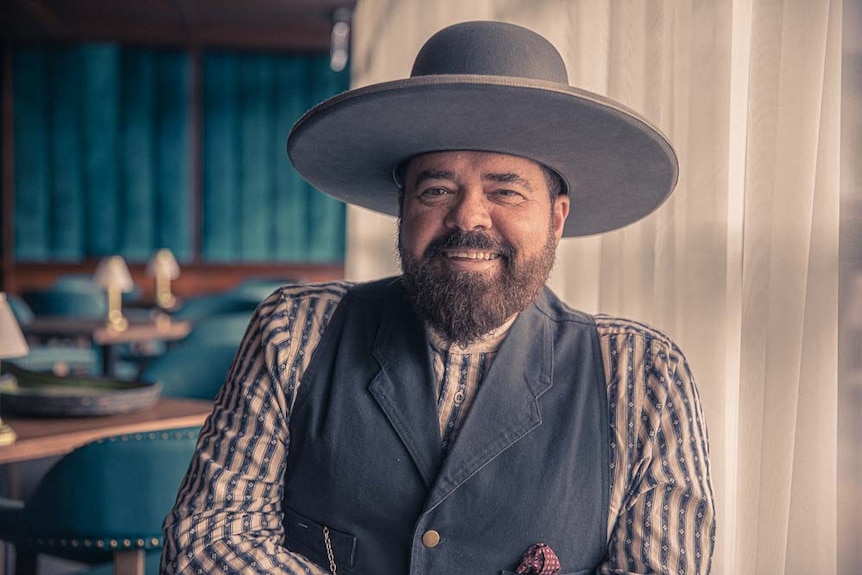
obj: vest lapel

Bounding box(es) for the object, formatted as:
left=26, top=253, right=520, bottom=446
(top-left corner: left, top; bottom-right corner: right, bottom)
left=425, top=298, right=554, bottom=510
left=367, top=290, right=444, bottom=489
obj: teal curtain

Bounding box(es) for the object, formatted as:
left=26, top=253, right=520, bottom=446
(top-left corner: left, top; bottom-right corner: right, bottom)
left=11, top=44, right=347, bottom=264
left=13, top=48, right=50, bottom=261
left=201, top=52, right=347, bottom=263
left=50, top=48, right=85, bottom=260
left=13, top=44, right=191, bottom=262
left=305, top=60, right=347, bottom=263
left=120, top=48, right=157, bottom=260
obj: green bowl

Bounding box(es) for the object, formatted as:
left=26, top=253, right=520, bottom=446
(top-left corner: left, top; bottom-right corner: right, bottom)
left=0, top=365, right=162, bottom=417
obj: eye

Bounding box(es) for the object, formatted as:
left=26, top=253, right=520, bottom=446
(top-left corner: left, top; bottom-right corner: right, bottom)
left=417, top=186, right=452, bottom=203
left=491, top=188, right=526, bottom=205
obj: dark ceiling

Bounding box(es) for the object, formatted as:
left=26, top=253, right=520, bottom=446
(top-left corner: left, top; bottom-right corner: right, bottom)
left=0, top=0, right=357, bottom=52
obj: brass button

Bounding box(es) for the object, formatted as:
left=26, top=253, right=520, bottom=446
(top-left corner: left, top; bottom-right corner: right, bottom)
left=422, top=529, right=441, bottom=548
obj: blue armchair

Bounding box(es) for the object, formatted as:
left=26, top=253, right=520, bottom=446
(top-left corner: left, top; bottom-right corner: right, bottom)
left=0, top=426, right=199, bottom=575
left=140, top=342, right=238, bottom=401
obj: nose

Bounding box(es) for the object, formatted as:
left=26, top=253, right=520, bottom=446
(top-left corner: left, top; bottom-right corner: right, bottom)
left=443, top=188, right=492, bottom=231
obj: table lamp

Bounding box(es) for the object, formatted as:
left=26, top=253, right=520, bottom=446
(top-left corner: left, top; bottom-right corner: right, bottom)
left=0, top=293, right=29, bottom=446
left=93, top=255, right=135, bottom=332
left=146, top=248, right=180, bottom=310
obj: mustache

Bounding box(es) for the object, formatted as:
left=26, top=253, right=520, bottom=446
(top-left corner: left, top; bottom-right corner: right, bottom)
left=424, top=230, right=514, bottom=260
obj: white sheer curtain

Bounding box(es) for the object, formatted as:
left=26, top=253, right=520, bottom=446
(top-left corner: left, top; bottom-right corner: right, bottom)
left=346, top=1, right=842, bottom=573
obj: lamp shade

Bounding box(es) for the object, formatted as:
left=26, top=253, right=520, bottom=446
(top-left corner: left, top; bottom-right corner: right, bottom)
left=0, top=293, right=29, bottom=359
left=93, top=256, right=135, bottom=293
left=145, top=249, right=181, bottom=280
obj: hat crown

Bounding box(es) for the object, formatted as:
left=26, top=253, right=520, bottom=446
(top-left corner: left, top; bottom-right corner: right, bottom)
left=410, top=21, right=569, bottom=84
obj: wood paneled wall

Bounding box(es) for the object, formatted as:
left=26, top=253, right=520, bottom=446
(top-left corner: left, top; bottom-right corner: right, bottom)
left=7, top=261, right=344, bottom=300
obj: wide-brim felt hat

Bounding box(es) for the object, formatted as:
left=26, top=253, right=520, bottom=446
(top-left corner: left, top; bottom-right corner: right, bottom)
left=287, top=20, right=678, bottom=237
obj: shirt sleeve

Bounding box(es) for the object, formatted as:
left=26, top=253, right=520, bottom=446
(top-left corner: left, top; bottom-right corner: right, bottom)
left=596, top=318, right=716, bottom=575
left=161, top=284, right=348, bottom=574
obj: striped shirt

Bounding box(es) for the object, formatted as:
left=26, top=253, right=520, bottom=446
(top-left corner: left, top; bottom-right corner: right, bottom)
left=162, top=281, right=715, bottom=574
left=428, top=315, right=516, bottom=451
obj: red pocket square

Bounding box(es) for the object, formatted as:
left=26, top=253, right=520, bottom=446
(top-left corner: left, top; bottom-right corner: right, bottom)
left=514, top=543, right=561, bottom=575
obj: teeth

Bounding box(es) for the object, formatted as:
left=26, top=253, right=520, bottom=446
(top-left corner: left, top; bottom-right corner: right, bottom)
left=444, top=250, right=498, bottom=260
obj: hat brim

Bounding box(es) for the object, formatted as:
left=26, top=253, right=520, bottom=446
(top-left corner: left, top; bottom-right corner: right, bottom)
left=287, top=75, right=678, bottom=237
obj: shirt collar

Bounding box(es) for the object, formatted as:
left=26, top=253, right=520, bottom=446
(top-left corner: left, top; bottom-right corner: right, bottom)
left=427, top=314, right=519, bottom=355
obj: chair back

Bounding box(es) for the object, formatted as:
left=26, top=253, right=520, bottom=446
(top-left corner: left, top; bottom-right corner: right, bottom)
left=55, top=273, right=141, bottom=302
left=172, top=278, right=292, bottom=322
left=230, top=278, right=293, bottom=302
left=172, top=292, right=258, bottom=321
left=11, top=427, right=199, bottom=549
left=141, top=343, right=238, bottom=400
left=21, top=288, right=107, bottom=319
left=6, top=293, right=35, bottom=325
left=53, top=274, right=104, bottom=293
left=181, top=312, right=253, bottom=348
left=4, top=293, right=98, bottom=374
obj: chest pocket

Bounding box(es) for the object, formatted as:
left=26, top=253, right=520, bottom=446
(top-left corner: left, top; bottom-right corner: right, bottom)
left=283, top=506, right=358, bottom=571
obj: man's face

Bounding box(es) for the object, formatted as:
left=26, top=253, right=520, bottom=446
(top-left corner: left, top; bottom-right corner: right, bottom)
left=397, top=151, right=570, bottom=345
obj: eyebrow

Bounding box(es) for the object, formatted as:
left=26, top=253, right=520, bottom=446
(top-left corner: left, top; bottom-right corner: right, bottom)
left=411, top=169, right=534, bottom=191
left=483, top=172, right=534, bottom=191
left=412, top=169, right=455, bottom=188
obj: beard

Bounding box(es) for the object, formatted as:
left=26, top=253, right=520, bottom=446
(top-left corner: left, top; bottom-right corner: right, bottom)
left=398, top=225, right=558, bottom=347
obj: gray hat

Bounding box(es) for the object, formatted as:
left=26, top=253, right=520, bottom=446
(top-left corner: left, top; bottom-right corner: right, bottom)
left=287, top=20, right=678, bottom=236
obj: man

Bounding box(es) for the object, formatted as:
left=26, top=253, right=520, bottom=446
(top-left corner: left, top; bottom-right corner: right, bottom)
left=162, top=21, right=714, bottom=574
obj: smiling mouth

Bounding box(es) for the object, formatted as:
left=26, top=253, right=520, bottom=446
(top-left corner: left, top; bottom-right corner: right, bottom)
left=442, top=250, right=500, bottom=261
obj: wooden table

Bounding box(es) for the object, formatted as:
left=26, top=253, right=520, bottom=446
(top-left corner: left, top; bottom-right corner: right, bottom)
left=22, top=317, right=192, bottom=376
left=0, top=397, right=212, bottom=465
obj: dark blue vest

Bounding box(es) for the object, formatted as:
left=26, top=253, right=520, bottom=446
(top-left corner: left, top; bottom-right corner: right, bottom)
left=283, top=278, right=608, bottom=574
